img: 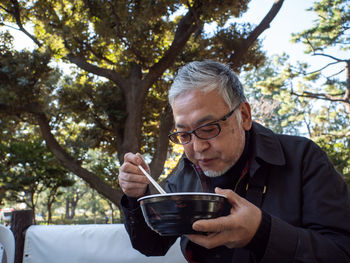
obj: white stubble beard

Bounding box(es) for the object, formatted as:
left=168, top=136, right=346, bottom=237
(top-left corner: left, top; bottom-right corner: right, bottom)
left=202, top=160, right=235, bottom=177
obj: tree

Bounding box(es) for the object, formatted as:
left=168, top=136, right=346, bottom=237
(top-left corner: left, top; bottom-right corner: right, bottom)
left=242, top=54, right=306, bottom=135
left=291, top=0, right=350, bottom=113
left=0, top=138, right=75, bottom=223
left=63, top=180, right=89, bottom=220
left=243, top=1, right=350, bottom=187
left=0, top=0, right=284, bottom=206
left=242, top=52, right=350, bottom=188
left=270, top=0, right=349, bottom=186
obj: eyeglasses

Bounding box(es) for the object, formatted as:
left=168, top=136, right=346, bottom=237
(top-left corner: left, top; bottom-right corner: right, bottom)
left=169, top=104, right=240, bottom=145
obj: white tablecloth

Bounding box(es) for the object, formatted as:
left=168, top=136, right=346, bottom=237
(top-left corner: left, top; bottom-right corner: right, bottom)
left=23, top=224, right=186, bottom=263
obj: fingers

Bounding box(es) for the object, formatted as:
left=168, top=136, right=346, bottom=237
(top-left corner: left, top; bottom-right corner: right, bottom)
left=119, top=164, right=149, bottom=184
left=186, top=232, right=227, bottom=250
left=124, top=152, right=145, bottom=166
left=215, top=187, right=242, bottom=207
left=188, top=188, right=262, bottom=249
left=118, top=152, right=150, bottom=198
left=192, top=213, right=231, bottom=233
left=123, top=152, right=149, bottom=173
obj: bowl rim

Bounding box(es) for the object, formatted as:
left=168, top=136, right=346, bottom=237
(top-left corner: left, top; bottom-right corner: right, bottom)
left=137, top=192, right=226, bottom=202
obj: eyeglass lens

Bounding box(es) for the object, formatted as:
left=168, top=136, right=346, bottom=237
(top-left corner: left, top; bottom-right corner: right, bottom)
left=170, top=123, right=221, bottom=144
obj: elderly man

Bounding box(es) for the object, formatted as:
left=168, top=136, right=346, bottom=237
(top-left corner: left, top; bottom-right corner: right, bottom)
left=118, top=60, right=350, bottom=262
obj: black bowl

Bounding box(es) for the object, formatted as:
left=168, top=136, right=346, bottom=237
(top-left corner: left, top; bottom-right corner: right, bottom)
left=138, top=192, right=229, bottom=236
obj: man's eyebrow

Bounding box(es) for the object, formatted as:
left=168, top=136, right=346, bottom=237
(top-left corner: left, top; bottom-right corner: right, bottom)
left=175, top=123, right=186, bottom=129
left=175, top=114, right=216, bottom=129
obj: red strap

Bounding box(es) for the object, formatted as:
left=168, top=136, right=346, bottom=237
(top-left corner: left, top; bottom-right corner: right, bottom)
left=195, top=164, right=210, bottom=192
left=240, top=161, right=249, bottom=180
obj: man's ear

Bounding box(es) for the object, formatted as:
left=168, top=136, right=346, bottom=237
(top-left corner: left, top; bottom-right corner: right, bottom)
left=240, top=102, right=252, bottom=131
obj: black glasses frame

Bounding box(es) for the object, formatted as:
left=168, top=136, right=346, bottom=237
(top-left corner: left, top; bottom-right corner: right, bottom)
left=169, top=103, right=241, bottom=145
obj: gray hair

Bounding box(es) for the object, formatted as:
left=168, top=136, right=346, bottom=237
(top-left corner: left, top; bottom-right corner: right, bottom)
left=168, top=60, right=247, bottom=109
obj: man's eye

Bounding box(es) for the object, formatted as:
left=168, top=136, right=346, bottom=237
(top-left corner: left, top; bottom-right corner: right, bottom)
left=199, top=125, right=217, bottom=133
left=179, top=133, right=189, bottom=139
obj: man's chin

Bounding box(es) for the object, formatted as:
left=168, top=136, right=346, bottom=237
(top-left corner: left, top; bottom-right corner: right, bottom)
left=203, top=167, right=230, bottom=178
left=199, top=160, right=235, bottom=178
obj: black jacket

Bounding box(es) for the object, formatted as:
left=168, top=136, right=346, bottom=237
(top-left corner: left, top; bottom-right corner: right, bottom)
left=121, top=122, right=350, bottom=262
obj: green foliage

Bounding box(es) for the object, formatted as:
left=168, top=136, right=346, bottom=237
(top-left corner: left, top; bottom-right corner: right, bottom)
left=291, top=0, right=349, bottom=52
left=283, top=0, right=350, bottom=187
left=83, top=149, right=120, bottom=188
left=244, top=54, right=350, bottom=188
left=0, top=138, right=75, bottom=206
left=0, top=32, right=59, bottom=113
left=1, top=0, right=269, bottom=172
left=311, top=105, right=350, bottom=182
left=244, top=7, right=349, bottom=188
left=0, top=0, right=264, bottom=70
left=243, top=54, right=305, bottom=135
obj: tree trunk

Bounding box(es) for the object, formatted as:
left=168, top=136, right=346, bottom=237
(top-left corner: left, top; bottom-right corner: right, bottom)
left=108, top=201, right=117, bottom=224
left=70, top=198, right=78, bottom=219
left=47, top=202, right=52, bottom=224
left=150, top=104, right=174, bottom=179
left=345, top=60, right=350, bottom=114
left=30, top=192, right=37, bottom=225
left=10, top=210, right=33, bottom=263
left=65, top=197, right=70, bottom=219
left=35, top=112, right=124, bottom=205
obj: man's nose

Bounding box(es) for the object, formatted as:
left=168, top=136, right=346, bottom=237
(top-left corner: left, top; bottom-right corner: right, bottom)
left=192, top=135, right=210, bottom=152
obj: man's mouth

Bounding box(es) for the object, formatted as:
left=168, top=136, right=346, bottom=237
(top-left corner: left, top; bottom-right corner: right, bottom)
left=197, top=158, right=216, bottom=166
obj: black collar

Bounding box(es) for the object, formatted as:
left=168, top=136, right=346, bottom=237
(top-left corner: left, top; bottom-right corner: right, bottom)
left=250, top=122, right=286, bottom=166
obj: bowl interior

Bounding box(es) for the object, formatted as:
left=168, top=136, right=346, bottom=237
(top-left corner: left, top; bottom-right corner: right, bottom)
left=138, top=193, right=229, bottom=236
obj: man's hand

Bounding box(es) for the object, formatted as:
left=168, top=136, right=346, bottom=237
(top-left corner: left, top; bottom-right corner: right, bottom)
left=186, top=188, right=262, bottom=249
left=118, top=152, right=150, bottom=198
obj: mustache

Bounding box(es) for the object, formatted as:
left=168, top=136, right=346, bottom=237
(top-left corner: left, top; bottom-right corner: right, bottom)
left=195, top=156, right=216, bottom=160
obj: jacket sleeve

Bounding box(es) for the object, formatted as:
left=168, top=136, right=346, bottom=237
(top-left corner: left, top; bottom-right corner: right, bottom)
left=120, top=192, right=178, bottom=256
left=120, top=158, right=196, bottom=257
left=261, top=141, right=350, bottom=263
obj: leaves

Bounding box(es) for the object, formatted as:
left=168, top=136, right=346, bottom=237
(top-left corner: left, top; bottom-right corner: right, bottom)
left=292, top=0, right=350, bottom=51
left=0, top=0, right=284, bottom=210
left=0, top=138, right=75, bottom=205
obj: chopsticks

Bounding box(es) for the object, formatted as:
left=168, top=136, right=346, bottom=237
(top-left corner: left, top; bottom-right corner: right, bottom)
left=138, top=165, right=166, bottom=194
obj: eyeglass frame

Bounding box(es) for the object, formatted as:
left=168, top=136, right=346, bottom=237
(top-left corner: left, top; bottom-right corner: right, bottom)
left=168, top=103, right=241, bottom=145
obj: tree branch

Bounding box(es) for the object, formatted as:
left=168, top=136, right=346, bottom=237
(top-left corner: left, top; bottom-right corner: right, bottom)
left=306, top=61, right=341, bottom=75
left=312, top=52, right=345, bottom=62
left=66, top=54, right=126, bottom=86
left=107, top=2, right=148, bottom=63
left=0, top=4, right=10, bottom=13
left=0, top=104, right=27, bottom=114
left=9, top=0, right=42, bottom=47
left=0, top=102, right=42, bottom=116
left=228, top=0, right=284, bottom=68
left=149, top=104, right=173, bottom=179
left=72, top=36, right=116, bottom=66
left=34, top=111, right=123, bottom=205
left=291, top=90, right=348, bottom=104
left=326, top=68, right=345, bottom=79
left=0, top=102, right=124, bottom=204
left=144, top=0, right=203, bottom=87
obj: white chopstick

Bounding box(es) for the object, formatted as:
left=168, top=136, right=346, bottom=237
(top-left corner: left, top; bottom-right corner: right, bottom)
left=138, top=165, right=166, bottom=194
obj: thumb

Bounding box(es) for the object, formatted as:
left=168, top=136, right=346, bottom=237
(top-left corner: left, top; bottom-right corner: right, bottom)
left=215, top=187, right=241, bottom=207
left=136, top=153, right=150, bottom=171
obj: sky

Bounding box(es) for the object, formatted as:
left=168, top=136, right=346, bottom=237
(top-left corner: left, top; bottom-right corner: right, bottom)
left=239, top=0, right=346, bottom=78
left=242, top=0, right=317, bottom=58
left=4, top=0, right=347, bottom=80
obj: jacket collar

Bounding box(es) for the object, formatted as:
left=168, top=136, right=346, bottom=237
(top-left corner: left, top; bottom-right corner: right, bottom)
left=250, top=122, right=286, bottom=166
